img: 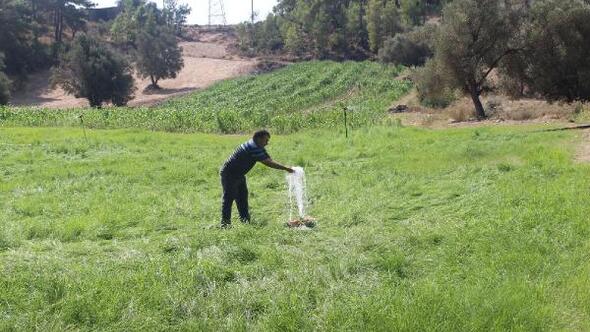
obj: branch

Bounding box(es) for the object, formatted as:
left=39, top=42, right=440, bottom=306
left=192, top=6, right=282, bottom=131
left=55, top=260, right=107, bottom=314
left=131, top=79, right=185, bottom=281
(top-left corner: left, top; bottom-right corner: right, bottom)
left=477, top=48, right=520, bottom=87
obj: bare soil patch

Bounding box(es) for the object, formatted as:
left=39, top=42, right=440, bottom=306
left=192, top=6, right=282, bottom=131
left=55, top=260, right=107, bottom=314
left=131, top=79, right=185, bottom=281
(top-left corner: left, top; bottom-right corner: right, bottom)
left=576, top=130, right=590, bottom=163
left=10, top=31, right=256, bottom=109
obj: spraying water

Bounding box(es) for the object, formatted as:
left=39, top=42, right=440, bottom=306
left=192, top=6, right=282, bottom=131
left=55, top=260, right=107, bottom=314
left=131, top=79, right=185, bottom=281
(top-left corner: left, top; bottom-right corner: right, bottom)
left=286, top=166, right=308, bottom=220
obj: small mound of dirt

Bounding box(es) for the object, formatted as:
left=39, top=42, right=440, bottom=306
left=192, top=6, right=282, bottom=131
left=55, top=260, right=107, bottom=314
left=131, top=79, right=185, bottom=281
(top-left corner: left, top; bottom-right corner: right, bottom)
left=254, top=60, right=288, bottom=74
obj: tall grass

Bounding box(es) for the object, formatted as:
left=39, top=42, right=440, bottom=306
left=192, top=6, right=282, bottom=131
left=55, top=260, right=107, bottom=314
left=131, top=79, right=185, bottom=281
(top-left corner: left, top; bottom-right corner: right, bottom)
left=2, top=125, right=590, bottom=330
left=0, top=61, right=411, bottom=134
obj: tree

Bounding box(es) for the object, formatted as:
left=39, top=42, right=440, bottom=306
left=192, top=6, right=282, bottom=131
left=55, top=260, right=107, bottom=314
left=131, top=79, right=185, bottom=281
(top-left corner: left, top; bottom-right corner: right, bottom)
left=111, top=2, right=184, bottom=88
left=432, top=0, right=523, bottom=119
left=0, top=0, right=34, bottom=77
left=136, top=27, right=184, bottom=88
left=133, top=3, right=184, bottom=88
left=345, top=1, right=370, bottom=58
left=51, top=34, right=135, bottom=107
left=0, top=53, right=11, bottom=105
left=163, top=0, right=191, bottom=37
left=400, top=0, right=426, bottom=25
left=261, top=14, right=285, bottom=51
left=519, top=0, right=590, bottom=102
left=367, top=0, right=403, bottom=53
left=111, top=0, right=147, bottom=50
left=49, top=0, right=93, bottom=45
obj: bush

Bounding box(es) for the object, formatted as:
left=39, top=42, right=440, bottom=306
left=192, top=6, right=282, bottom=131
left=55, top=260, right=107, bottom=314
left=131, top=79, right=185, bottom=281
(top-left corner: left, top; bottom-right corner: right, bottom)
left=51, top=34, right=135, bottom=107
left=413, top=58, right=458, bottom=108
left=379, top=24, right=435, bottom=66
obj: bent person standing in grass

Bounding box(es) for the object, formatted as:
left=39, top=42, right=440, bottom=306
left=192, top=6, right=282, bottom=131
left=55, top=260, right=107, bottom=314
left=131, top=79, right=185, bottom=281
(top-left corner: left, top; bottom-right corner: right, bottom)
left=220, top=130, right=294, bottom=227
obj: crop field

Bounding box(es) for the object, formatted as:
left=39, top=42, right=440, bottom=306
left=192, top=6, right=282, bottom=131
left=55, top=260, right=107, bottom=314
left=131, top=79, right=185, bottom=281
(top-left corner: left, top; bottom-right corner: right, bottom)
left=2, top=123, right=590, bottom=330
left=0, top=61, right=411, bottom=134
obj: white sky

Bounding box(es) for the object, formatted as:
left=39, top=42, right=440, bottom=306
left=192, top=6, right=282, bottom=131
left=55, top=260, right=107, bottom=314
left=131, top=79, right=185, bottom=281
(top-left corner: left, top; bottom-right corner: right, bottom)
left=91, top=0, right=278, bottom=25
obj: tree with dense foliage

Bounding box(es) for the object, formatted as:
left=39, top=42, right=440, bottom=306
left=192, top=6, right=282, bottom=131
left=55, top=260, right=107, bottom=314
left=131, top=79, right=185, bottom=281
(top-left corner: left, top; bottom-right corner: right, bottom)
left=48, top=0, right=94, bottom=44
left=367, top=0, right=403, bottom=53
left=133, top=3, right=184, bottom=88
left=238, top=0, right=452, bottom=59
left=518, top=0, right=590, bottom=102
left=428, top=0, right=524, bottom=119
left=378, top=24, right=434, bottom=66
left=111, top=0, right=145, bottom=50
left=112, top=1, right=184, bottom=88
left=236, top=14, right=285, bottom=55
left=0, top=0, right=37, bottom=77
left=0, top=53, right=11, bottom=105
left=51, top=34, right=135, bottom=107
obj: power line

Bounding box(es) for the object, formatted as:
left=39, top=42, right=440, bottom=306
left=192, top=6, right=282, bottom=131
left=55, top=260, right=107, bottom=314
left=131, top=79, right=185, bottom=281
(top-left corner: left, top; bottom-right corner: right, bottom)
left=208, top=0, right=227, bottom=26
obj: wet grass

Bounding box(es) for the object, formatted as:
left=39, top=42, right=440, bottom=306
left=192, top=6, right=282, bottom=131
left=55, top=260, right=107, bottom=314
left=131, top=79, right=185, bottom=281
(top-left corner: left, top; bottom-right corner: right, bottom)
left=2, top=124, right=590, bottom=330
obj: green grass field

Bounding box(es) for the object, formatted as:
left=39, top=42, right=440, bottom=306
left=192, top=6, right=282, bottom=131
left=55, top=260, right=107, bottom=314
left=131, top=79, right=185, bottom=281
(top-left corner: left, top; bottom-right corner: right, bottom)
left=2, top=60, right=590, bottom=330
left=2, top=124, right=590, bottom=330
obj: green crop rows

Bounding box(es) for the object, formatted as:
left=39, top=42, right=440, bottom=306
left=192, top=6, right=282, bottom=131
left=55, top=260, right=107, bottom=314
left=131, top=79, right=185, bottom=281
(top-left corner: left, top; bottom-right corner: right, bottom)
left=0, top=61, right=411, bottom=134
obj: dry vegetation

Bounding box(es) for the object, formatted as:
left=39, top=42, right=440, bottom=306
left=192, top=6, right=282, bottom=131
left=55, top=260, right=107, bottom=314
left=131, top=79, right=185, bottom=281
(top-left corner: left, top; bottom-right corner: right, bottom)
left=390, top=88, right=589, bottom=128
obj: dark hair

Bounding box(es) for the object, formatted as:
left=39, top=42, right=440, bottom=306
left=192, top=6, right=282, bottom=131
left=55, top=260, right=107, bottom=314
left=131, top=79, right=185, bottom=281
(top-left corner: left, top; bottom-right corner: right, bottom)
left=253, top=129, right=270, bottom=140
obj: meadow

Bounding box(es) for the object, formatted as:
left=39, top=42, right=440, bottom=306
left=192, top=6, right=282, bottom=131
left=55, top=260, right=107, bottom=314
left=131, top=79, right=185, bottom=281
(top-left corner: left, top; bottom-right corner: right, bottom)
left=2, top=59, right=590, bottom=330
left=2, top=123, right=590, bottom=331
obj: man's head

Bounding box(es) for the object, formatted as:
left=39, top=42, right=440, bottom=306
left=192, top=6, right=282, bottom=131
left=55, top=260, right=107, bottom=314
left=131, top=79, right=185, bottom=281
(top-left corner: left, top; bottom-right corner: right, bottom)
left=253, top=129, right=270, bottom=147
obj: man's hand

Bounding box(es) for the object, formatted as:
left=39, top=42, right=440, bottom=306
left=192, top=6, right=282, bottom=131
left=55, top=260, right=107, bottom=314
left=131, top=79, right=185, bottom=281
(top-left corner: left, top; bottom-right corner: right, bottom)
left=262, top=158, right=295, bottom=173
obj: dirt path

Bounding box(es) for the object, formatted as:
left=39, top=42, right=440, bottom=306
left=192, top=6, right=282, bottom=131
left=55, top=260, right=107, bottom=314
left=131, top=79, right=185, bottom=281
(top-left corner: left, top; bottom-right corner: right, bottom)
left=10, top=34, right=256, bottom=108
left=576, top=129, right=590, bottom=163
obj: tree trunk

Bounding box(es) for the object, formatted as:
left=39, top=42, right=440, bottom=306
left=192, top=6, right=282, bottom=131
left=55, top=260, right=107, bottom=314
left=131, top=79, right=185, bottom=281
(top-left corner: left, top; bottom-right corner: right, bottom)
left=150, top=75, right=159, bottom=88
left=54, top=9, right=59, bottom=42
left=58, top=10, right=64, bottom=42
left=54, top=8, right=63, bottom=43
left=469, top=87, right=486, bottom=120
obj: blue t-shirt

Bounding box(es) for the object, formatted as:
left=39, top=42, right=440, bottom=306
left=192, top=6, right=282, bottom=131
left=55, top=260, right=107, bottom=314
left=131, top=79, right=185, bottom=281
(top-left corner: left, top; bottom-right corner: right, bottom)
left=220, top=139, right=270, bottom=177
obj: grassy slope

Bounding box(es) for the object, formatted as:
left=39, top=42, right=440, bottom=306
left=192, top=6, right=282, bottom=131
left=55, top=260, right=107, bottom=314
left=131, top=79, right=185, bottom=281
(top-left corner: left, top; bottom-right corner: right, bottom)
left=1, top=125, right=590, bottom=330
left=0, top=61, right=411, bottom=134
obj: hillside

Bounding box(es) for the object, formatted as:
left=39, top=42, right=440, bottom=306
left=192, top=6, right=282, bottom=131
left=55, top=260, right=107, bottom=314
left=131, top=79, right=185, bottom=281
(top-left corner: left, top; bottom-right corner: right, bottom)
left=9, top=31, right=256, bottom=108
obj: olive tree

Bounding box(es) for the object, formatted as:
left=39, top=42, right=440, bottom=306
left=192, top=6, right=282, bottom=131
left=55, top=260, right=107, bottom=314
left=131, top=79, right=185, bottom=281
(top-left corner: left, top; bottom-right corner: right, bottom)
left=432, top=0, right=524, bottom=119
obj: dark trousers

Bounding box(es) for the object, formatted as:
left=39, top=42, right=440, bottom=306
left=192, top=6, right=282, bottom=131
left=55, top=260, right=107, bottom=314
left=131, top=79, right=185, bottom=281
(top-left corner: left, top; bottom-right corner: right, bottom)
left=220, top=174, right=250, bottom=225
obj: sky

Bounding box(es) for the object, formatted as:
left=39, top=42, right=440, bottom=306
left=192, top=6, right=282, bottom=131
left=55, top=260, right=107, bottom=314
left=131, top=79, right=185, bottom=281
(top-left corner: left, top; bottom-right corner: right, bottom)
left=91, top=0, right=278, bottom=25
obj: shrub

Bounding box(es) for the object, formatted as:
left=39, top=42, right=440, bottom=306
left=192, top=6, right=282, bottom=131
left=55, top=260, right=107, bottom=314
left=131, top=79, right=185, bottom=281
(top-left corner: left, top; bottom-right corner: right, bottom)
left=378, top=25, right=434, bottom=66
left=413, top=58, right=458, bottom=108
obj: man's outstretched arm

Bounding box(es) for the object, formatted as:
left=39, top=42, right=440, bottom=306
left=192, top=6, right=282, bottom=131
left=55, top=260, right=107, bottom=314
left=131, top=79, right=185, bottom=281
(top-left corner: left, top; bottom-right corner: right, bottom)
left=261, top=158, right=294, bottom=173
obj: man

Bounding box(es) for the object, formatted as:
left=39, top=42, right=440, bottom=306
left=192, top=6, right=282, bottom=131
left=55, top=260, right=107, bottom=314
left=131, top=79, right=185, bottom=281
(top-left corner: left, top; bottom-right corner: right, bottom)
left=220, top=130, right=294, bottom=227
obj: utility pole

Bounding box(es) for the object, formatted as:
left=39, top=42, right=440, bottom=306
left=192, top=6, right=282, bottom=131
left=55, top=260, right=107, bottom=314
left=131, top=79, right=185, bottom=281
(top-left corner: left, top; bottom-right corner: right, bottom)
left=251, top=0, right=254, bottom=23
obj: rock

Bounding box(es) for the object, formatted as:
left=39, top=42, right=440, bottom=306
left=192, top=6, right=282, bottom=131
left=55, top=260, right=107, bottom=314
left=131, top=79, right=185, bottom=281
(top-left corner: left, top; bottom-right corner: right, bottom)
left=389, top=104, right=409, bottom=113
